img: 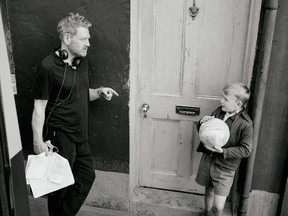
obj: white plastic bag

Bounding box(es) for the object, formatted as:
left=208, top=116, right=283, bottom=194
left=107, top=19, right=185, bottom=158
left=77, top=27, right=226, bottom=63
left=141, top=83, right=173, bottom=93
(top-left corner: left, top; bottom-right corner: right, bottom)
left=25, top=152, right=74, bottom=198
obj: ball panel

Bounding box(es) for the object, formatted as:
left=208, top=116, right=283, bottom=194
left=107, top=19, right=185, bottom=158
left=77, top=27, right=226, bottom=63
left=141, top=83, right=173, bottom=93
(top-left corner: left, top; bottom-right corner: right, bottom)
left=199, top=118, right=230, bottom=148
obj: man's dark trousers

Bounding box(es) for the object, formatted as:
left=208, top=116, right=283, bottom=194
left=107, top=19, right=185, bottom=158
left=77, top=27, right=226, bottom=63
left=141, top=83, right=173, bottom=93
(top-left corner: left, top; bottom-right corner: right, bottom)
left=47, top=130, right=95, bottom=216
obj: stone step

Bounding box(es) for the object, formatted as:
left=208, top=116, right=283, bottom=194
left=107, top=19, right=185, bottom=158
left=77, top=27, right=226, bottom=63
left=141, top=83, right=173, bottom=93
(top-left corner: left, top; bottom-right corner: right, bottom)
left=28, top=195, right=132, bottom=216
left=130, top=187, right=232, bottom=216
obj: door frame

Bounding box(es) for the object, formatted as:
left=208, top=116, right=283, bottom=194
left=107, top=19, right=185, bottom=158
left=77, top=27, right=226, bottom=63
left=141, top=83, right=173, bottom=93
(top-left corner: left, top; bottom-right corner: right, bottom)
left=129, top=0, right=262, bottom=198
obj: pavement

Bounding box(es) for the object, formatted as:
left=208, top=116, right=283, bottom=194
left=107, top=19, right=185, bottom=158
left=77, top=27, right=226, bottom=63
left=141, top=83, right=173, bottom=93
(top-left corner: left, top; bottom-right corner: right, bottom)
left=28, top=196, right=132, bottom=216
left=29, top=189, right=232, bottom=216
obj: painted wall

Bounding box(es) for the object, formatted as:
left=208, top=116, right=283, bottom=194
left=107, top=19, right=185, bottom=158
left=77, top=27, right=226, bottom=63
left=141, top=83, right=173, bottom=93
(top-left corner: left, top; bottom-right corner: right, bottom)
left=252, top=0, right=288, bottom=195
left=7, top=0, right=130, bottom=173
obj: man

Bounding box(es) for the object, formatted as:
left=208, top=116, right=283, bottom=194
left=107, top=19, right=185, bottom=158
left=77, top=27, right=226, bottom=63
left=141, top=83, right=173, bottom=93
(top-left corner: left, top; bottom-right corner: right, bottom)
left=31, top=13, right=118, bottom=216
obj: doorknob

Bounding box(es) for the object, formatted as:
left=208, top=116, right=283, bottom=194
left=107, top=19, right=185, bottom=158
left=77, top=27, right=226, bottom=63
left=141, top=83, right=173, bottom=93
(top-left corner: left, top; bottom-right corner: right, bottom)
left=142, top=104, right=150, bottom=113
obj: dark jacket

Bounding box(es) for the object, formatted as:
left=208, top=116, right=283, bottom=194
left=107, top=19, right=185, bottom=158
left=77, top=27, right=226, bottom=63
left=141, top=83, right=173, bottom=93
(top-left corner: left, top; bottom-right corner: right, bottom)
left=197, top=106, right=253, bottom=171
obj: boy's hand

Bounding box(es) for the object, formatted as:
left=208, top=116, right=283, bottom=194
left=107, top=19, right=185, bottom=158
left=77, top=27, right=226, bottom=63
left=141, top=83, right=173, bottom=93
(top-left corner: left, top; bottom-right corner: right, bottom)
left=203, top=144, right=224, bottom=153
left=200, top=115, right=215, bottom=124
left=212, top=146, right=224, bottom=153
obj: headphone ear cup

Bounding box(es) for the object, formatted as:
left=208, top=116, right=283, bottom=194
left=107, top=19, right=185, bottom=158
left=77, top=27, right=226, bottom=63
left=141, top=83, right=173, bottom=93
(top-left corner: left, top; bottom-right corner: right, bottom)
left=59, top=50, right=68, bottom=60
left=72, top=57, right=81, bottom=67
left=57, top=49, right=80, bottom=67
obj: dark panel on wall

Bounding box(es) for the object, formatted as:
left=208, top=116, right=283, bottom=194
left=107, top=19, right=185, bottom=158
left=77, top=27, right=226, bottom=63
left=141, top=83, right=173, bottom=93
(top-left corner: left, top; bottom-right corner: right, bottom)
left=252, top=0, right=288, bottom=193
left=86, top=1, right=130, bottom=173
left=7, top=0, right=130, bottom=173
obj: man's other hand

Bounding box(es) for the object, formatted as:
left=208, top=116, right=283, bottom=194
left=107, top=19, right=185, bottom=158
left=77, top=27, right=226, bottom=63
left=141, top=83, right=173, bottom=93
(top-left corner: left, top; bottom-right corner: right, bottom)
left=101, top=87, right=119, bottom=101
left=33, top=140, right=49, bottom=155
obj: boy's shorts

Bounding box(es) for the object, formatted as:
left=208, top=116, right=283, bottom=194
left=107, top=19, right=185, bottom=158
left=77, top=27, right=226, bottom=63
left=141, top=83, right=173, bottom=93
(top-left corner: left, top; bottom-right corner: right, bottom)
left=196, top=154, right=235, bottom=196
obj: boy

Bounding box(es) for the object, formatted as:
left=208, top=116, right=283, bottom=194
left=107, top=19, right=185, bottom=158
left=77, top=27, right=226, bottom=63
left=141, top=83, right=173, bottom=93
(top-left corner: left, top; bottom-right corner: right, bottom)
left=196, top=82, right=253, bottom=216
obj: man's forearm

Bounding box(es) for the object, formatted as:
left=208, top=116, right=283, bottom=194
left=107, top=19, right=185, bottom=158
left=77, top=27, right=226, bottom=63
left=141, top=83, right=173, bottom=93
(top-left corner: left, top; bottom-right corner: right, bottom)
left=31, top=109, right=45, bottom=142
left=31, top=99, right=48, bottom=142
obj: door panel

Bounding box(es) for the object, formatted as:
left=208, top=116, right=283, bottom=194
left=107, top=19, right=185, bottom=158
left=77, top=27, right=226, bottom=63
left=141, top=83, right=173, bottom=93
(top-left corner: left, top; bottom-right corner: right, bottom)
left=139, top=0, right=255, bottom=193
left=153, top=0, right=185, bottom=95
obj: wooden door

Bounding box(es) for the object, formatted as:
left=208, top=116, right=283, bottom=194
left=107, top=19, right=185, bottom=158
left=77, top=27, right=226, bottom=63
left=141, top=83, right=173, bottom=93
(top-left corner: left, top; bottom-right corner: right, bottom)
left=138, top=0, right=258, bottom=193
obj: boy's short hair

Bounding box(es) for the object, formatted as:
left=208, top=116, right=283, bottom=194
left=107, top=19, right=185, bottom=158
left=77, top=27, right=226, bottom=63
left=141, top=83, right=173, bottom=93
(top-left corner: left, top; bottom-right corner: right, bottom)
left=57, top=13, right=92, bottom=41
left=223, top=82, right=250, bottom=106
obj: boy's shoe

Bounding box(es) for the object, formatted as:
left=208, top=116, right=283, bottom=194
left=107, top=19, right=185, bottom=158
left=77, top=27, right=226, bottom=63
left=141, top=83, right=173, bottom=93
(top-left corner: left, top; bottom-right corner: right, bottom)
left=200, top=210, right=211, bottom=216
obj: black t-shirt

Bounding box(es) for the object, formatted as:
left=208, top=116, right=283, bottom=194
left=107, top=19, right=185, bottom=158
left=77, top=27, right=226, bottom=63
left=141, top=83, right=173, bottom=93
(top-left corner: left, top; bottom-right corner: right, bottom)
left=34, top=52, right=89, bottom=143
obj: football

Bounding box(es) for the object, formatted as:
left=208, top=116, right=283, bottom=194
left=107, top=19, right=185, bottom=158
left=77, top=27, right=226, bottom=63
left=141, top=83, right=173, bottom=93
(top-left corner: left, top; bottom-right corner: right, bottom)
left=199, top=118, right=230, bottom=148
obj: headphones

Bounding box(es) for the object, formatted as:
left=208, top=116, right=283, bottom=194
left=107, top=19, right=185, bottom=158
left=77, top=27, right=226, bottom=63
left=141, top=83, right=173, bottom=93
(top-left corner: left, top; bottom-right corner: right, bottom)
left=58, top=49, right=81, bottom=67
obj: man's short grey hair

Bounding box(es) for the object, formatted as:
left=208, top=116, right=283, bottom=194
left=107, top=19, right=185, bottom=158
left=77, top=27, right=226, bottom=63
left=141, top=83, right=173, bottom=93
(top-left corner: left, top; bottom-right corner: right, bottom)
left=57, top=13, right=92, bottom=40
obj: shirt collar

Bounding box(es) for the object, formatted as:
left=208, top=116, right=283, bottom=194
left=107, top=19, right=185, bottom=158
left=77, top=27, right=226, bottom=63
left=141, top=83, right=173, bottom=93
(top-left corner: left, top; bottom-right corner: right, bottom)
left=224, top=108, right=240, bottom=119
left=230, top=108, right=251, bottom=122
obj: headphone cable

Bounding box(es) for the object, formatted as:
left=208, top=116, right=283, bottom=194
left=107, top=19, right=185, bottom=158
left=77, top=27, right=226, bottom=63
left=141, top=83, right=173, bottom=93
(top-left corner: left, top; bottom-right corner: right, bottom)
left=44, top=52, right=78, bottom=139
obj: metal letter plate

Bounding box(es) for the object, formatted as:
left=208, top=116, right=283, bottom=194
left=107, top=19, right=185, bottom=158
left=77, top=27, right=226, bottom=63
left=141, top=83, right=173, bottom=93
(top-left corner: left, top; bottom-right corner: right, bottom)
left=175, top=106, right=200, bottom=116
